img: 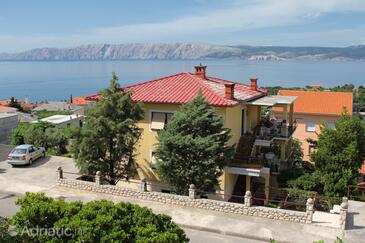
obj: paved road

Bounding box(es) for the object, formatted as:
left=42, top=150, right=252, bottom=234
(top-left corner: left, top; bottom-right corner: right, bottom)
left=184, top=228, right=265, bottom=243
left=0, top=155, right=78, bottom=194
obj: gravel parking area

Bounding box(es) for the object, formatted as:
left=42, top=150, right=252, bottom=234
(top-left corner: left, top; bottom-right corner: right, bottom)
left=0, top=155, right=79, bottom=194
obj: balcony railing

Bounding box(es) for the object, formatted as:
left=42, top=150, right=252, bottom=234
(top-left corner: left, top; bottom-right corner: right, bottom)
left=254, top=119, right=297, bottom=141
left=229, top=156, right=267, bottom=169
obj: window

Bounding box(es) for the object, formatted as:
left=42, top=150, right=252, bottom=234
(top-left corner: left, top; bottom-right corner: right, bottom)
left=327, top=123, right=335, bottom=129
left=308, top=145, right=316, bottom=155
left=150, top=112, right=174, bottom=130
left=150, top=151, right=157, bottom=169
left=306, top=122, right=316, bottom=132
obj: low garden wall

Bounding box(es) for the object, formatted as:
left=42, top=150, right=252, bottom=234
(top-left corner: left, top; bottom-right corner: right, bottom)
left=57, top=168, right=316, bottom=225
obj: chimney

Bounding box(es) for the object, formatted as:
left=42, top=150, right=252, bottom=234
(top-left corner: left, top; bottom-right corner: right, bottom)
left=224, top=83, right=235, bottom=99
left=194, top=64, right=207, bottom=80
left=250, top=78, right=258, bottom=91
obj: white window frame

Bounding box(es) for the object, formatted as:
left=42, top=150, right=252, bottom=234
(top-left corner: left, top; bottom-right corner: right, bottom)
left=149, top=109, right=176, bottom=132
left=306, top=122, right=316, bottom=132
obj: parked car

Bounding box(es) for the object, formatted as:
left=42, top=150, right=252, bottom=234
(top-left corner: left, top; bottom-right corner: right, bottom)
left=7, top=144, right=46, bottom=166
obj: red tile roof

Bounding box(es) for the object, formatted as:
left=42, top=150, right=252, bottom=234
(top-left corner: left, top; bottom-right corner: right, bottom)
left=277, top=90, right=353, bottom=115
left=86, top=72, right=266, bottom=107
left=72, top=96, right=92, bottom=106
left=0, top=105, right=17, bottom=112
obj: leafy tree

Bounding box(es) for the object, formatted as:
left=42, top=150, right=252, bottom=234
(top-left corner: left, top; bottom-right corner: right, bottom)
left=45, top=127, right=69, bottom=155
left=288, top=138, right=304, bottom=164
left=72, top=73, right=144, bottom=185
left=11, top=123, right=31, bottom=145
left=287, top=172, right=323, bottom=192
left=23, top=122, right=54, bottom=148
left=311, top=113, right=365, bottom=197
left=10, top=193, right=188, bottom=242
left=11, top=122, right=71, bottom=156
left=155, top=91, right=235, bottom=194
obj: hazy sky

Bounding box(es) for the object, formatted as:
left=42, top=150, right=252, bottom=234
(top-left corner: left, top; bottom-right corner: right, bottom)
left=1, top=0, right=365, bottom=52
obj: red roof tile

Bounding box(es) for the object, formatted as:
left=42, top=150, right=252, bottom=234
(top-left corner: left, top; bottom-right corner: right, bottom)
left=86, top=72, right=266, bottom=107
left=0, top=105, right=17, bottom=112
left=277, top=90, right=353, bottom=115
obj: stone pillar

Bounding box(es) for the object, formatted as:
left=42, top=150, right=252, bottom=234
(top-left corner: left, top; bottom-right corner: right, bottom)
left=244, top=191, right=252, bottom=207
left=340, top=197, right=348, bottom=230
left=282, top=105, right=288, bottom=122
left=245, top=176, right=251, bottom=192
left=189, top=184, right=197, bottom=199
left=306, top=198, right=314, bottom=224
left=95, top=171, right=101, bottom=186
left=140, top=178, right=147, bottom=192
left=57, top=166, right=63, bottom=180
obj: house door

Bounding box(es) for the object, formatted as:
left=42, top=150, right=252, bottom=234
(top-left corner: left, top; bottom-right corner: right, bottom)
left=241, top=109, right=246, bottom=135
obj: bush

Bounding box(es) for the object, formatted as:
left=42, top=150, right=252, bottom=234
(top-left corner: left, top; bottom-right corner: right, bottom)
left=12, top=122, right=72, bottom=156
left=0, top=216, right=14, bottom=242
left=287, top=172, right=323, bottom=192
left=277, top=161, right=314, bottom=187
left=11, top=193, right=188, bottom=242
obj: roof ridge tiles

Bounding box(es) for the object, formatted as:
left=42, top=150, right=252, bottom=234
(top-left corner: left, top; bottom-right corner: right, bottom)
left=123, top=72, right=190, bottom=89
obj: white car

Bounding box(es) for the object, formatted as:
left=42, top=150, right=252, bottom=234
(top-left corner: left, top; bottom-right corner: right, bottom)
left=7, top=144, right=46, bottom=166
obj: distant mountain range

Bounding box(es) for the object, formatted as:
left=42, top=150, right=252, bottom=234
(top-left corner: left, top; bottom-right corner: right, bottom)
left=1, top=43, right=365, bottom=61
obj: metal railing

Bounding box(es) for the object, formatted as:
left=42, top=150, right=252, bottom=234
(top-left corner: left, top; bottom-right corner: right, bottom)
left=254, top=119, right=297, bottom=140
left=347, top=185, right=365, bottom=202
left=229, top=156, right=266, bottom=168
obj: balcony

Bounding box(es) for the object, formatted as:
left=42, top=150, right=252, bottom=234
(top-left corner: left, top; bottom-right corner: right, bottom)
left=254, top=119, right=297, bottom=146
left=230, top=156, right=266, bottom=170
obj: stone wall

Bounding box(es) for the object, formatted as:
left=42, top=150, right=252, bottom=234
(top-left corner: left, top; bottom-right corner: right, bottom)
left=0, top=113, right=19, bottom=144
left=57, top=176, right=311, bottom=224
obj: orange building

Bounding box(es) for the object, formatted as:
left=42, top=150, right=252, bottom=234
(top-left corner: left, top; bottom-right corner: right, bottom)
left=275, top=90, right=353, bottom=161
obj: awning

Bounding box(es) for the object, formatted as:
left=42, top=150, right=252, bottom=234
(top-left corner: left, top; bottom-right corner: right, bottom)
left=249, top=95, right=297, bottom=106
left=226, top=167, right=270, bottom=177
left=151, top=113, right=165, bottom=130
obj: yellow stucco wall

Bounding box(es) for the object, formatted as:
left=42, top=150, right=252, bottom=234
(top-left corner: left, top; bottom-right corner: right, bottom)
left=134, top=102, right=246, bottom=194
left=134, top=103, right=181, bottom=181
left=246, top=105, right=261, bottom=132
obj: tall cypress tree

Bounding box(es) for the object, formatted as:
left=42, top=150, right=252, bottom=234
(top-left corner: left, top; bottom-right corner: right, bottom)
left=72, top=73, right=144, bottom=184
left=155, top=91, right=235, bottom=194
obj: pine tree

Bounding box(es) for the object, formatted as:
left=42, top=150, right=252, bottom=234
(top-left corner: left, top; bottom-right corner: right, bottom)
left=72, top=73, right=144, bottom=184
left=155, top=91, right=235, bottom=194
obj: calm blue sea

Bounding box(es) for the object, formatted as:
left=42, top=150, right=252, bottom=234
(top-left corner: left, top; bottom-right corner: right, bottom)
left=0, top=60, right=364, bottom=102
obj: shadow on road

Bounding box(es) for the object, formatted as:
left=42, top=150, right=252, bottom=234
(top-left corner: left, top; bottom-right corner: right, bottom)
left=10, top=156, right=51, bottom=169
left=346, top=212, right=365, bottom=230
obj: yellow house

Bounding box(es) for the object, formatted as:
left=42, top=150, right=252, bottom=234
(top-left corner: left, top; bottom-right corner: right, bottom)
left=87, top=65, right=297, bottom=203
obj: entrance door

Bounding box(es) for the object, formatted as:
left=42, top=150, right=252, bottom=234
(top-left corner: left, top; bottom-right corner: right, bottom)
left=241, top=109, right=246, bottom=135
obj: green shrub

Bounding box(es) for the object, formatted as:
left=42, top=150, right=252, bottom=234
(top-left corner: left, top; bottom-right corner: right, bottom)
left=11, top=193, right=188, bottom=242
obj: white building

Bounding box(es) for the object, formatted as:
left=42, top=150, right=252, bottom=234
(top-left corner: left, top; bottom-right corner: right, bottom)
left=39, top=114, right=84, bottom=127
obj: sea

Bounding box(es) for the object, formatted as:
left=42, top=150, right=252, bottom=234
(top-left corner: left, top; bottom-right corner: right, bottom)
left=0, top=60, right=364, bottom=102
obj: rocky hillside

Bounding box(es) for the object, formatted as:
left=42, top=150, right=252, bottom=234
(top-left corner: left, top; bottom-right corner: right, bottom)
left=1, top=43, right=365, bottom=61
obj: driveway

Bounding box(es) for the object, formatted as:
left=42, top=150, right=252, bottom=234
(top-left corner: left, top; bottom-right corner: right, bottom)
left=0, top=155, right=79, bottom=194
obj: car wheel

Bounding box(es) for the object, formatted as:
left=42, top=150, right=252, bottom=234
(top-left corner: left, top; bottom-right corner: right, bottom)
left=29, top=159, right=33, bottom=165
left=42, top=152, right=46, bottom=158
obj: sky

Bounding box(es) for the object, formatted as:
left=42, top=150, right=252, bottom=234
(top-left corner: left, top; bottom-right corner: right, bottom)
left=1, top=0, right=365, bottom=52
